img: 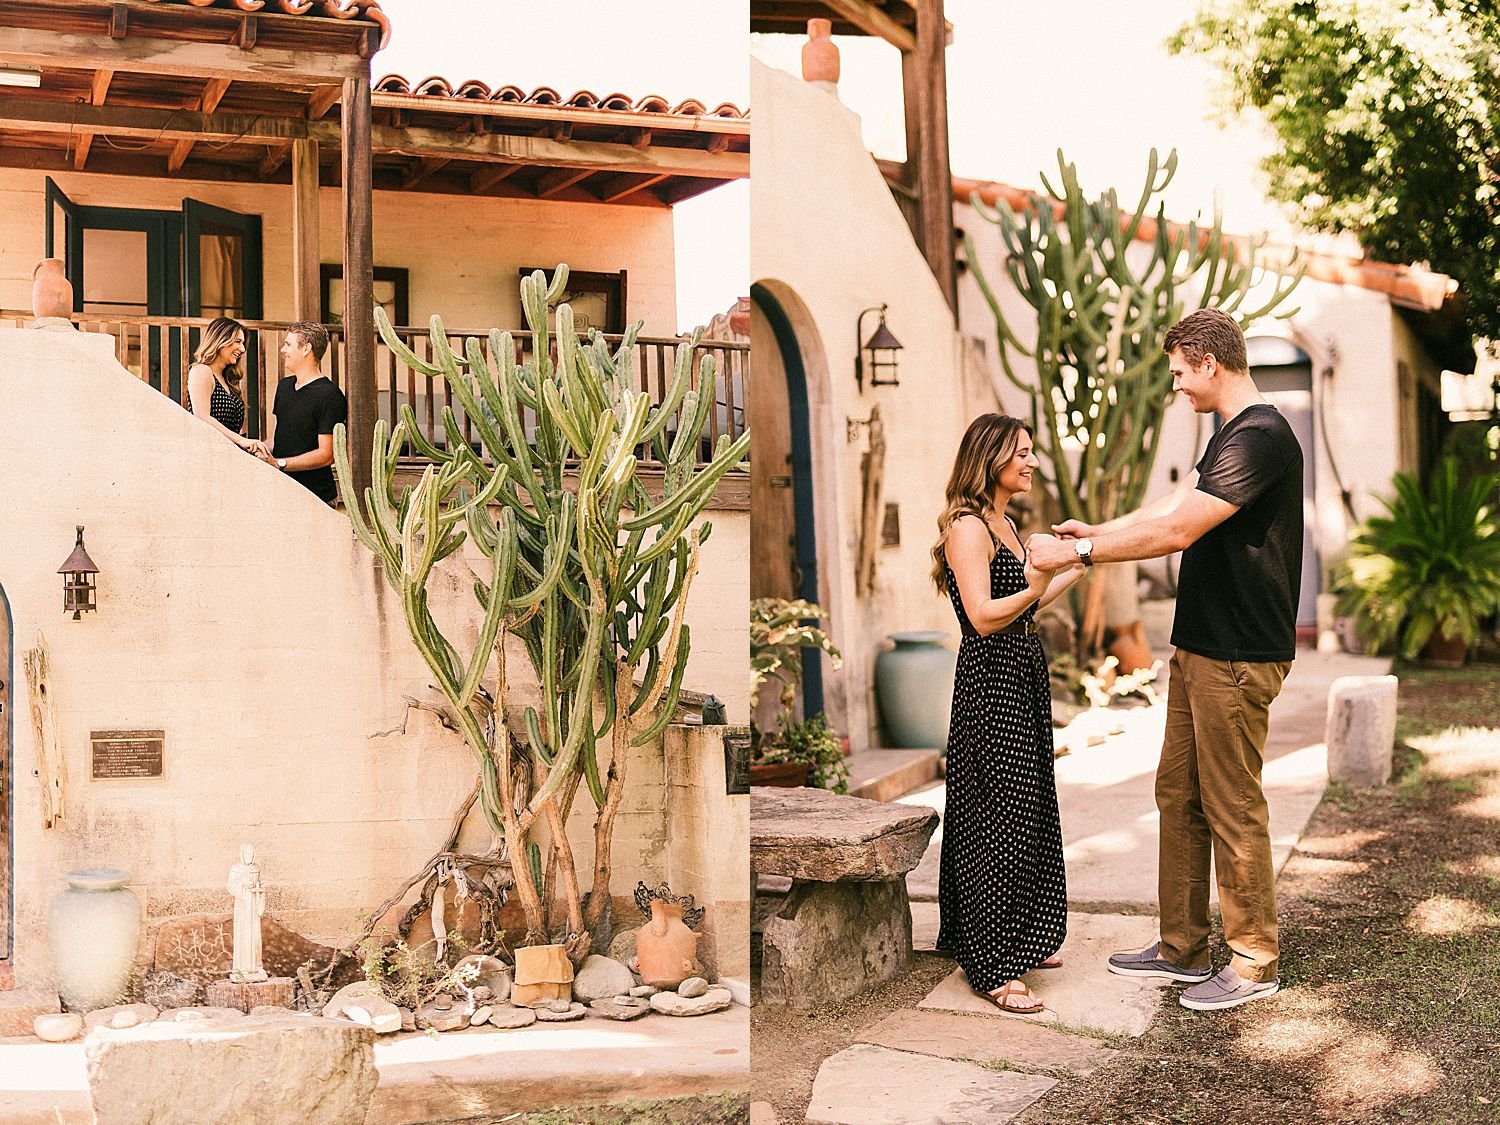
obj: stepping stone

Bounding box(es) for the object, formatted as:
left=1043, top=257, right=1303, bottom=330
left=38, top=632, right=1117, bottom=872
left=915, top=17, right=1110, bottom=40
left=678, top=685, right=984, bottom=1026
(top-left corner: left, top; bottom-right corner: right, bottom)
left=910, top=900, right=941, bottom=952
left=856, top=1008, right=1117, bottom=1076
left=917, top=913, right=1165, bottom=1038
left=807, top=1043, right=1055, bottom=1124
left=484, top=1006, right=537, bottom=1030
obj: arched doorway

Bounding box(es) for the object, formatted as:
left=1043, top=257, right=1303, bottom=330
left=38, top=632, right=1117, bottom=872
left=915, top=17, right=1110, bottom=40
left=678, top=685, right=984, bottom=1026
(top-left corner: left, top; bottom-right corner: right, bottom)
left=1248, top=336, right=1318, bottom=630
left=751, top=283, right=825, bottom=715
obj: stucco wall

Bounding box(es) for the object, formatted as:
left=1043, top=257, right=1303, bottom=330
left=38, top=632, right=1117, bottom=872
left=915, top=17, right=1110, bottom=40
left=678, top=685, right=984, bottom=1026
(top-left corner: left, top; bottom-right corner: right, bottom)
left=0, top=171, right=679, bottom=334
left=0, top=325, right=743, bottom=988
left=751, top=61, right=998, bottom=751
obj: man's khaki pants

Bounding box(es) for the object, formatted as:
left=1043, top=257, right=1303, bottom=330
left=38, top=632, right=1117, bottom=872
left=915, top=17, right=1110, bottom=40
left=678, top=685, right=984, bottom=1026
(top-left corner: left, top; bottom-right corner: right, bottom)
left=1156, top=648, right=1291, bottom=983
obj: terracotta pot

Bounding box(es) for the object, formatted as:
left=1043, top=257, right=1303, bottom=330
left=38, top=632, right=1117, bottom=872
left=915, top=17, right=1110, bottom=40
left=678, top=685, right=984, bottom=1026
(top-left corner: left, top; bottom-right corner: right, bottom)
left=750, top=760, right=809, bottom=788
left=802, top=18, right=840, bottom=85
left=32, top=258, right=73, bottom=320
left=1420, top=630, right=1467, bottom=668
left=634, top=900, right=699, bottom=989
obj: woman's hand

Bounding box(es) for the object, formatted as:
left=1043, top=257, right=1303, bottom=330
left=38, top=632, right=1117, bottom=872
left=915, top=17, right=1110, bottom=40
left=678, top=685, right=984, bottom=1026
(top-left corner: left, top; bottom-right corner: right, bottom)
left=1023, top=557, right=1051, bottom=594
left=243, top=438, right=270, bottom=458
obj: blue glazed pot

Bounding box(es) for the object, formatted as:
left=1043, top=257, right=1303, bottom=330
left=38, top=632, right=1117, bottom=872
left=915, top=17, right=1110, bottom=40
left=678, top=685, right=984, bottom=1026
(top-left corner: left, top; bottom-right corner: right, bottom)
left=874, top=631, right=956, bottom=748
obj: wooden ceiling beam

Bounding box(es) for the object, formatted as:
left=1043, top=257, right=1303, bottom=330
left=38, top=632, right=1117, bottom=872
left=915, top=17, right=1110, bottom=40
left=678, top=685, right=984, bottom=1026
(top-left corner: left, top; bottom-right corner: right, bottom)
left=258, top=145, right=288, bottom=177
left=596, top=171, right=671, bottom=204
left=0, top=94, right=331, bottom=144
left=535, top=166, right=593, bottom=199
left=72, top=131, right=92, bottom=170
left=200, top=77, right=231, bottom=114
left=0, top=24, right=370, bottom=84
left=819, top=0, right=916, bottom=50
left=236, top=14, right=257, bottom=50
left=400, top=156, right=449, bottom=190
left=469, top=163, right=521, bottom=193
left=108, top=3, right=127, bottom=40
left=166, top=137, right=193, bottom=173
left=308, top=84, right=341, bottom=119
left=90, top=68, right=114, bottom=105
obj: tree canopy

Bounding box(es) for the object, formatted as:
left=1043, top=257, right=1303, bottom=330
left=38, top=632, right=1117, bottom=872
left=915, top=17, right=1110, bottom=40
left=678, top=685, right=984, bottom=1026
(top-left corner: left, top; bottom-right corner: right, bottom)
left=1170, top=0, right=1500, bottom=344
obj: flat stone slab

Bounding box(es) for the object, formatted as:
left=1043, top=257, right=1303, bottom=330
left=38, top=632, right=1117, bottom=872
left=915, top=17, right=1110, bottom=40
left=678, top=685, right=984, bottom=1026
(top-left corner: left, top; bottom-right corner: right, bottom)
left=856, top=1008, right=1117, bottom=1076
left=807, top=1044, right=1055, bottom=1124
left=918, top=913, right=1166, bottom=1038
left=751, top=786, right=938, bottom=881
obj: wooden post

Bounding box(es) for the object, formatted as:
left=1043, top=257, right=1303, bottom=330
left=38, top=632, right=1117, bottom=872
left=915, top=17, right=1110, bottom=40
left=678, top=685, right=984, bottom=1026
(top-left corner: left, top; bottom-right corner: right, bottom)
left=290, top=138, right=320, bottom=322
left=907, top=0, right=957, bottom=315
left=341, top=75, right=375, bottom=499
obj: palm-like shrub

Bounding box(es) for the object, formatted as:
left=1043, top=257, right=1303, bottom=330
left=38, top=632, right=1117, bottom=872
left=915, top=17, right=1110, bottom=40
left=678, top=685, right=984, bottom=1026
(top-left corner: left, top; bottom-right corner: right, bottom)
left=1335, top=459, right=1500, bottom=659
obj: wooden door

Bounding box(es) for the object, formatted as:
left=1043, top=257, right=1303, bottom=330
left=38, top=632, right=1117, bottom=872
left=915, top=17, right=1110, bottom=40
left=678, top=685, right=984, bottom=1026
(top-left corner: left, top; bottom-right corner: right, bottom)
left=749, top=297, right=797, bottom=603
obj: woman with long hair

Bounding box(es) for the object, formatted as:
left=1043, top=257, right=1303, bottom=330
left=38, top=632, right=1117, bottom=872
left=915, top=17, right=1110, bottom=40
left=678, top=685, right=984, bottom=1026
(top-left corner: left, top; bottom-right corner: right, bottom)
left=930, top=412, right=1083, bottom=1014
left=187, top=317, right=266, bottom=455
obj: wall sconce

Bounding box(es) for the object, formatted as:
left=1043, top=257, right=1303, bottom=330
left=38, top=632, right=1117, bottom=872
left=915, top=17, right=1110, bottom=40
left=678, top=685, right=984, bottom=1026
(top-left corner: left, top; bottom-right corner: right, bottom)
left=58, top=525, right=98, bottom=620
left=855, top=304, right=903, bottom=394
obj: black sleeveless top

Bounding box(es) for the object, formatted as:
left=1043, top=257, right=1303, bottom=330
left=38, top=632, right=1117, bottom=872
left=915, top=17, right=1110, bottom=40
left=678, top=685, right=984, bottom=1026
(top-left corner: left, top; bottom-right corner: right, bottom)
left=943, top=513, right=1036, bottom=639
left=191, top=370, right=246, bottom=434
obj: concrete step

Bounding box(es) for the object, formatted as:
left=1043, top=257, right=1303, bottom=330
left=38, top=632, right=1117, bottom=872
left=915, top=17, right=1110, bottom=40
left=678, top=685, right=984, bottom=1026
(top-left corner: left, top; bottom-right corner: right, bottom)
left=847, top=748, right=942, bottom=803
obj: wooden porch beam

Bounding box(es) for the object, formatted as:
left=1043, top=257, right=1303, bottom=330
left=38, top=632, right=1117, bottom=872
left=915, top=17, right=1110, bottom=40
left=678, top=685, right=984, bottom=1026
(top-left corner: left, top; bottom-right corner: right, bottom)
left=468, top=163, right=520, bottom=193
left=291, top=137, right=320, bottom=320
left=90, top=68, right=113, bottom=105
left=596, top=171, right=671, bottom=204
left=72, top=132, right=92, bottom=170
left=370, top=123, right=748, bottom=179
left=0, top=24, right=369, bottom=84
left=167, top=76, right=231, bottom=173
left=109, top=3, right=127, bottom=39
left=258, top=145, right=288, bottom=178
left=535, top=165, right=593, bottom=198
left=399, top=156, right=449, bottom=190
left=307, top=84, right=341, bottom=120
left=0, top=94, right=332, bottom=143
left=166, top=137, right=192, bottom=173
left=820, top=0, right=915, bottom=50
left=341, top=73, right=376, bottom=500
left=907, top=0, right=956, bottom=313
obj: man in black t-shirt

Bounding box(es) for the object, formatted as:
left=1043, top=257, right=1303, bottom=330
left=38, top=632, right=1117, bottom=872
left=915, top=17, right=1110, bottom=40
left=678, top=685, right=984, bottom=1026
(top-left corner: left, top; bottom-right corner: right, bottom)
left=1029, top=308, right=1302, bottom=1013
left=257, top=321, right=347, bottom=504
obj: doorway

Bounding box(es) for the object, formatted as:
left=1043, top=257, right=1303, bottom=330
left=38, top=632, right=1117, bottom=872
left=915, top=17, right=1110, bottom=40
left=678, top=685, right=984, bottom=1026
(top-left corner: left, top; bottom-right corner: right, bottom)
left=750, top=283, right=823, bottom=717
left=44, top=181, right=264, bottom=426
left=1248, top=337, right=1319, bottom=629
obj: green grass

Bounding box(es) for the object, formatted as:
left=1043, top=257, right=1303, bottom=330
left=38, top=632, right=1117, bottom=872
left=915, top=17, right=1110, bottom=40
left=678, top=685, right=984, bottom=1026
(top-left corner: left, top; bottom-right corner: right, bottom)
left=1016, top=661, right=1500, bottom=1124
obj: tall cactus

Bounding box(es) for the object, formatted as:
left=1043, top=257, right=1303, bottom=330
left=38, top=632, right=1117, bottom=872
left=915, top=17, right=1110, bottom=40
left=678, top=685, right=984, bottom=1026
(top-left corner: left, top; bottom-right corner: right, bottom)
left=966, top=148, right=1302, bottom=527
left=334, top=266, right=750, bottom=955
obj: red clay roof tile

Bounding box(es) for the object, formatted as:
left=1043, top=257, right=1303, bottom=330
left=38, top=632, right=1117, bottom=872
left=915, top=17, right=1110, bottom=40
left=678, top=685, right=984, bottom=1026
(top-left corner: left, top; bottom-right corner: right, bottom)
left=371, top=76, right=748, bottom=120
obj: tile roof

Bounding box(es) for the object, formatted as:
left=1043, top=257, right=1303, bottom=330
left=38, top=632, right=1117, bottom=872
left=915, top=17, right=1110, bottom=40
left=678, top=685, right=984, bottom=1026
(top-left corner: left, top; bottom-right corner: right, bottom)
left=141, top=0, right=391, bottom=46
left=372, top=75, right=748, bottom=120
left=952, top=174, right=1458, bottom=313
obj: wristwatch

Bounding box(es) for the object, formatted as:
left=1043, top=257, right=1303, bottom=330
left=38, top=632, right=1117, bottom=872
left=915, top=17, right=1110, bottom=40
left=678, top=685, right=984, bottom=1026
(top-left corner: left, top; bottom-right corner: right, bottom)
left=1074, top=537, right=1094, bottom=567
left=276, top=458, right=287, bottom=471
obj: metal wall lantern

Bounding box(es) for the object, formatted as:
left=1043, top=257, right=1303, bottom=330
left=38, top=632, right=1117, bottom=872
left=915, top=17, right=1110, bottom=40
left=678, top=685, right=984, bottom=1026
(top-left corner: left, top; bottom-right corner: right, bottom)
left=855, top=304, right=903, bottom=393
left=58, top=525, right=98, bottom=619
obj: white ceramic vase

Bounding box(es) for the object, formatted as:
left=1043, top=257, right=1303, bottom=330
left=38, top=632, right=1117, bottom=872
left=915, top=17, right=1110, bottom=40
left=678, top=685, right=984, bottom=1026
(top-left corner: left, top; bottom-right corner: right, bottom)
left=48, top=867, right=141, bottom=1012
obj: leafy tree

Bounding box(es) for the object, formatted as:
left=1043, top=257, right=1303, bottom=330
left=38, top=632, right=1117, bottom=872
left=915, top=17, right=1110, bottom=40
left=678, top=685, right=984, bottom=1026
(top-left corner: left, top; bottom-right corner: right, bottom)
left=1170, top=0, right=1500, bottom=342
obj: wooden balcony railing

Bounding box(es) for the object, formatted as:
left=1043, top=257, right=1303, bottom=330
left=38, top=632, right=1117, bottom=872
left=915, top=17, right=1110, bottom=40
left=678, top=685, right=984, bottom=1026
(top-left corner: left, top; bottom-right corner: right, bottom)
left=4, top=311, right=748, bottom=467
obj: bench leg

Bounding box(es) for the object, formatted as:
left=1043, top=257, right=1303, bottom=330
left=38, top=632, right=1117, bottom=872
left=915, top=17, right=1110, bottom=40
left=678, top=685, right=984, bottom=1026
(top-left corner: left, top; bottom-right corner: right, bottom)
left=759, top=879, right=912, bottom=1006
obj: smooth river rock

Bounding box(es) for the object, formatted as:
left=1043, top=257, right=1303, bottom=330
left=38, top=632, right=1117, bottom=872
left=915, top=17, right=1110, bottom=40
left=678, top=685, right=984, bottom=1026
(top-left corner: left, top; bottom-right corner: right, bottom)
left=649, top=987, right=733, bottom=1017
left=571, top=955, right=637, bottom=1004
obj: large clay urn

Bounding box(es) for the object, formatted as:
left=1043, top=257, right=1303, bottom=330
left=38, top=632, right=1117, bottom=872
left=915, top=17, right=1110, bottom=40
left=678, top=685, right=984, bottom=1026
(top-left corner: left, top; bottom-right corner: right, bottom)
left=634, top=900, right=699, bottom=988
left=48, top=868, right=141, bottom=1012
left=801, top=18, right=840, bottom=87
left=32, top=258, right=73, bottom=320
left=874, top=631, right=957, bottom=749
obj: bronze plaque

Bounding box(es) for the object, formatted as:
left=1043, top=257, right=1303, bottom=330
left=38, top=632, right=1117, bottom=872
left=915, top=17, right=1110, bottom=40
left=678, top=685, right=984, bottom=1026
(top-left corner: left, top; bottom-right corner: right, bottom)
left=90, top=730, right=165, bottom=780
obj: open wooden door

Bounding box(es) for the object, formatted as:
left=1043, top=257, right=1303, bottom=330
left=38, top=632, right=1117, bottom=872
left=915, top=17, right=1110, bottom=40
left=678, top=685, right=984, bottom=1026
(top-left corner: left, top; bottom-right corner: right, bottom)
left=43, top=177, right=82, bottom=309
left=184, top=198, right=265, bottom=432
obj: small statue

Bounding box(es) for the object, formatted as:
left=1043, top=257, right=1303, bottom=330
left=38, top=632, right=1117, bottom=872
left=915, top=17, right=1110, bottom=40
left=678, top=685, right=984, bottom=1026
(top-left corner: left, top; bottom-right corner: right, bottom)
left=226, top=842, right=268, bottom=983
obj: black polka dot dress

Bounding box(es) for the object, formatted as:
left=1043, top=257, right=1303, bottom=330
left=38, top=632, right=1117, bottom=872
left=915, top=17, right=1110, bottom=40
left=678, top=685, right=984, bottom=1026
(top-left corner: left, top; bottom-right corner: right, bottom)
left=938, top=526, right=1067, bottom=991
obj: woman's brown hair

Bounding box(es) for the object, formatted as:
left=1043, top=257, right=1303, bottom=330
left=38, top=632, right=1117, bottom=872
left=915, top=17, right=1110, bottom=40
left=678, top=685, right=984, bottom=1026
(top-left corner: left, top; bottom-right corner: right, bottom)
left=191, top=316, right=246, bottom=389
left=929, top=413, right=1031, bottom=593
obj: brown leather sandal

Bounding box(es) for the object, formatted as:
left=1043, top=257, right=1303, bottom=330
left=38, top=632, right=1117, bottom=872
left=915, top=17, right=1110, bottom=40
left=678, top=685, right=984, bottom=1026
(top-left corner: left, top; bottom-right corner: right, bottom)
left=1036, top=954, right=1063, bottom=969
left=980, top=980, right=1044, bottom=1015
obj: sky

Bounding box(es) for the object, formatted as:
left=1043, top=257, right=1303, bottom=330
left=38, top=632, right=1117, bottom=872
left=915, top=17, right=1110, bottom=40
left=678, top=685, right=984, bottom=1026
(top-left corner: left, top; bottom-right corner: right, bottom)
left=752, top=0, right=1342, bottom=251
left=373, top=0, right=749, bottom=334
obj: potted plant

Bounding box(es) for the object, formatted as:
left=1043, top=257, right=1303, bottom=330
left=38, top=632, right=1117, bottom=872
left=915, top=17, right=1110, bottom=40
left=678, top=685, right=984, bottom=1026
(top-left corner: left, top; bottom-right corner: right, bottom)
left=750, top=598, right=845, bottom=789
left=1334, top=459, right=1500, bottom=666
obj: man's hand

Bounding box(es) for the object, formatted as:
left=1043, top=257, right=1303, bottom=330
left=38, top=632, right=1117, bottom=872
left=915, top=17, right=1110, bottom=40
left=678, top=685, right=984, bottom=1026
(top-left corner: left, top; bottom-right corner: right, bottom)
left=1052, top=519, right=1096, bottom=539
left=1026, top=532, right=1077, bottom=572
left=253, top=447, right=277, bottom=465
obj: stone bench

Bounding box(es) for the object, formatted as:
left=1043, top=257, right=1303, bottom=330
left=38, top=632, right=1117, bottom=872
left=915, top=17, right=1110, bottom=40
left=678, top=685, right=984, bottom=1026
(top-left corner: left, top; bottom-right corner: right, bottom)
left=752, top=786, right=939, bottom=1006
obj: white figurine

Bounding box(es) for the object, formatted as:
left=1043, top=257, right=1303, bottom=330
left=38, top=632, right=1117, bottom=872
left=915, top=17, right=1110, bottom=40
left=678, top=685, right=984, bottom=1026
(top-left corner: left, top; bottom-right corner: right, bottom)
left=226, top=842, right=268, bottom=984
